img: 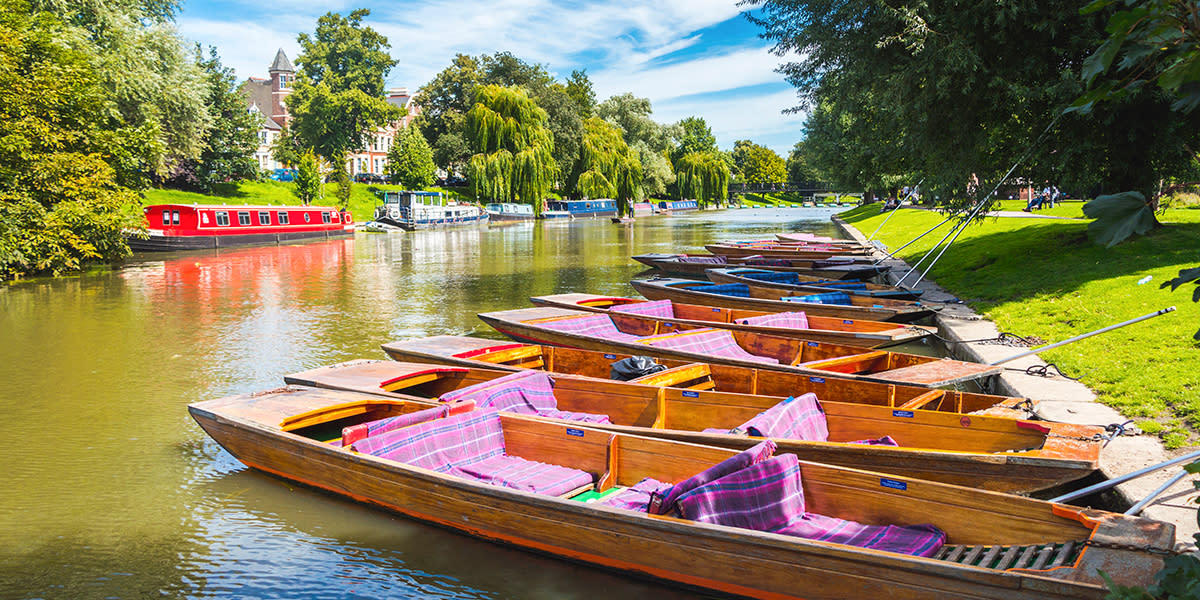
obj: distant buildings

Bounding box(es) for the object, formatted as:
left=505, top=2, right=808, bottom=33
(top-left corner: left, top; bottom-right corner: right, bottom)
left=241, top=48, right=420, bottom=176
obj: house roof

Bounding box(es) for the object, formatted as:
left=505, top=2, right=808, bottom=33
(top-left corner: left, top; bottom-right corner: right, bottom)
left=240, top=78, right=273, bottom=116
left=269, top=48, right=293, bottom=73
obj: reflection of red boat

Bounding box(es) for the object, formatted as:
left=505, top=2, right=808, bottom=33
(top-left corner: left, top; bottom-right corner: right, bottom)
left=129, top=204, right=354, bottom=251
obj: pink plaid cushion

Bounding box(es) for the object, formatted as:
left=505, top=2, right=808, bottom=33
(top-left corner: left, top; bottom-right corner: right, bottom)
left=640, top=329, right=780, bottom=365
left=452, top=454, right=595, bottom=496
left=538, top=314, right=641, bottom=341
left=736, top=393, right=828, bottom=441
left=598, top=478, right=674, bottom=512
left=352, top=408, right=506, bottom=472
left=610, top=299, right=675, bottom=319
left=678, top=256, right=727, bottom=264
left=676, top=454, right=806, bottom=533
left=736, top=311, right=810, bottom=330
left=651, top=440, right=777, bottom=515
left=437, top=371, right=611, bottom=424
left=342, top=405, right=450, bottom=446
left=776, top=513, right=946, bottom=557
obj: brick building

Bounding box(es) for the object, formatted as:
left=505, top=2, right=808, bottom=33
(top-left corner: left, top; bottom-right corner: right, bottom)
left=241, top=49, right=420, bottom=176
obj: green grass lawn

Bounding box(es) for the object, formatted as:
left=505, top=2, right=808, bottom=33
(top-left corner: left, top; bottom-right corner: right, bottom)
left=840, top=204, right=1200, bottom=447
left=738, top=192, right=861, bottom=207
left=143, top=180, right=476, bottom=223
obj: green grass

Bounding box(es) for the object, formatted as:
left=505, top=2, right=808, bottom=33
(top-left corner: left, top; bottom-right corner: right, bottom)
left=840, top=204, right=1200, bottom=448
left=143, top=180, right=477, bottom=222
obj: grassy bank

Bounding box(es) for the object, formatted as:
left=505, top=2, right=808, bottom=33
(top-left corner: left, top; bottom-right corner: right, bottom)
left=142, top=180, right=474, bottom=223
left=838, top=204, right=1200, bottom=447
left=737, top=192, right=861, bottom=207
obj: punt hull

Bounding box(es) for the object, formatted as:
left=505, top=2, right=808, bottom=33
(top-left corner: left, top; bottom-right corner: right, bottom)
left=189, top=398, right=1171, bottom=600
left=632, top=253, right=888, bottom=281
left=705, top=268, right=924, bottom=301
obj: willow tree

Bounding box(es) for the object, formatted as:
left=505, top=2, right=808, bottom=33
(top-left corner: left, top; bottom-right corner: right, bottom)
left=574, top=117, right=642, bottom=216
left=675, top=152, right=730, bottom=207
left=465, top=85, right=556, bottom=215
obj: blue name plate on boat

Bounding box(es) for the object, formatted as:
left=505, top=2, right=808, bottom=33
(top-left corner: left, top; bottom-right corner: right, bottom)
left=682, top=390, right=699, bottom=398
left=807, top=341, right=819, bottom=347
left=712, top=308, right=722, bottom=312
left=809, top=377, right=825, bottom=384
left=604, top=354, right=616, bottom=359
left=566, top=428, right=584, bottom=437
left=880, top=478, right=907, bottom=491
left=892, top=410, right=915, bottom=418
left=843, top=319, right=853, bottom=324
left=663, top=322, right=674, bottom=327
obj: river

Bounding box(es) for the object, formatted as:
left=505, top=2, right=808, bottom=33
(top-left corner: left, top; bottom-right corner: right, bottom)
left=0, top=207, right=847, bottom=599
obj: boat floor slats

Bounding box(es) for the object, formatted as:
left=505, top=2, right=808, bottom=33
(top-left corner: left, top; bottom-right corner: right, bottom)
left=936, top=542, right=1083, bottom=571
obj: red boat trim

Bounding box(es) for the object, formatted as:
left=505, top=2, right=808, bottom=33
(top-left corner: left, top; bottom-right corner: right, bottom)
left=377, top=368, right=469, bottom=388
left=1016, top=421, right=1053, bottom=434
left=453, top=344, right=529, bottom=358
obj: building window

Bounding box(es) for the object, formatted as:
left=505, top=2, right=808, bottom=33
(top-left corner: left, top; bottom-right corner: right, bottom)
left=258, top=211, right=270, bottom=225
left=162, top=211, right=171, bottom=226
left=238, top=211, right=250, bottom=226
left=278, top=211, right=289, bottom=225
left=259, top=131, right=267, bottom=144
left=216, top=211, right=229, bottom=226
left=172, top=210, right=180, bottom=225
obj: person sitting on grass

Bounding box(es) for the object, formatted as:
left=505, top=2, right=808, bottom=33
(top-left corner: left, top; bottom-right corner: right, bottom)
left=1022, top=188, right=1050, bottom=212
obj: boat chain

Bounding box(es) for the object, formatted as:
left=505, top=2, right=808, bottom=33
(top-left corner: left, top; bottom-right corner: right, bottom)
left=1079, top=538, right=1191, bottom=557
left=1013, top=398, right=1139, bottom=444
left=906, top=327, right=1080, bottom=380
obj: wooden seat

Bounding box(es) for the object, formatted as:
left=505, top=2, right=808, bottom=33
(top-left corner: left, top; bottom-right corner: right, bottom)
left=897, top=389, right=946, bottom=410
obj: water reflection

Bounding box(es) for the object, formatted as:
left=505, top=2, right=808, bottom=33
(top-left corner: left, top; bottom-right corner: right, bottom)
left=0, top=209, right=841, bottom=599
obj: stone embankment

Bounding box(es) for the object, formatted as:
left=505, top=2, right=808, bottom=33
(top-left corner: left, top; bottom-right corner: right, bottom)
left=833, top=215, right=1199, bottom=549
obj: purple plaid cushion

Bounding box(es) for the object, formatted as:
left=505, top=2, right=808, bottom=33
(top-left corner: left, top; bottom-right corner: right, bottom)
left=437, top=371, right=610, bottom=424
left=850, top=435, right=899, bottom=446
left=351, top=408, right=506, bottom=472
left=675, top=454, right=806, bottom=533
left=538, top=314, right=642, bottom=341
left=598, top=478, right=674, bottom=512
left=452, top=454, right=595, bottom=496
left=610, top=299, right=675, bottom=319
left=736, top=393, right=828, bottom=441
left=678, top=256, right=727, bottom=264
left=342, top=405, right=451, bottom=446
left=651, top=440, right=777, bottom=515
left=776, top=513, right=945, bottom=557
left=640, top=329, right=780, bottom=365
left=736, top=311, right=810, bottom=330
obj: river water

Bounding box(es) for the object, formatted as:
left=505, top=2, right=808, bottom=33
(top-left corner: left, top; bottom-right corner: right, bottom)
left=1, top=208, right=846, bottom=599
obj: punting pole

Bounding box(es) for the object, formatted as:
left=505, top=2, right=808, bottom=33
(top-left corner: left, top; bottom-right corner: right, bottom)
left=1050, top=448, right=1200, bottom=504
left=871, top=214, right=956, bottom=266
left=1124, top=468, right=1192, bottom=516
left=987, top=307, right=1176, bottom=366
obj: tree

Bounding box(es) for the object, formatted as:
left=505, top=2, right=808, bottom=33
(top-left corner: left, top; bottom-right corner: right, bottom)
left=0, top=0, right=143, bottom=277
left=465, top=85, right=557, bottom=214
left=575, top=118, right=642, bottom=216
left=633, top=142, right=675, bottom=197
left=288, top=9, right=400, bottom=198
left=672, top=117, right=718, bottom=163
left=270, top=126, right=302, bottom=168
left=293, top=150, right=322, bottom=205
left=597, top=93, right=676, bottom=153
left=167, top=46, right=260, bottom=192
left=740, top=144, right=787, bottom=186
left=386, top=125, right=436, bottom=189
left=532, top=83, right=584, bottom=190
left=675, top=152, right=730, bottom=207
left=565, top=69, right=596, bottom=117
left=743, top=0, right=1200, bottom=207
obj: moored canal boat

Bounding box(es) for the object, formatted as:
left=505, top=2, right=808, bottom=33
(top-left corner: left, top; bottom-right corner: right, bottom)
left=484, top=202, right=535, bottom=222
left=476, top=307, right=998, bottom=387
left=283, top=359, right=1103, bottom=492
left=128, top=204, right=353, bottom=252
left=189, top=385, right=1173, bottom=599
left=546, top=198, right=618, bottom=217
left=528, top=293, right=933, bottom=347
left=376, top=190, right=488, bottom=230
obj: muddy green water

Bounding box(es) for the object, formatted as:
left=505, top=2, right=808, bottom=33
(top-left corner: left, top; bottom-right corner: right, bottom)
left=0, top=208, right=846, bottom=599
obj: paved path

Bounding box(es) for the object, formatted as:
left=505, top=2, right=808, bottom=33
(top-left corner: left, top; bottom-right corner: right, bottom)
left=833, top=215, right=1198, bottom=550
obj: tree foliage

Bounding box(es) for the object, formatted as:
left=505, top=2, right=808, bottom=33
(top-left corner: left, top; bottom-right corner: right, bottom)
left=532, top=83, right=584, bottom=189
left=786, top=141, right=815, bottom=186
left=565, top=69, right=596, bottom=117
left=675, top=152, right=730, bottom=206
left=671, top=116, right=718, bottom=164
left=0, top=1, right=143, bottom=277
left=293, top=150, right=322, bottom=205
left=596, top=93, right=677, bottom=153
left=738, top=143, right=787, bottom=185
left=465, top=85, right=557, bottom=213
left=575, top=118, right=642, bottom=215
left=386, top=125, right=436, bottom=189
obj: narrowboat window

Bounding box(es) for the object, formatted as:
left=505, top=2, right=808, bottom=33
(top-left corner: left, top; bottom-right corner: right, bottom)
left=304, top=213, right=311, bottom=223
left=322, top=212, right=331, bottom=224
left=161, top=211, right=171, bottom=226
left=201, top=212, right=210, bottom=224
left=238, top=211, right=250, bottom=226
left=258, top=211, right=270, bottom=225
left=216, top=211, right=229, bottom=226
left=172, top=210, right=180, bottom=225
left=278, top=211, right=289, bottom=225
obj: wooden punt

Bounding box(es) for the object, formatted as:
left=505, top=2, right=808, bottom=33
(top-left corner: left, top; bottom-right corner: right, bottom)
left=190, top=385, right=1172, bottom=599
left=776, top=232, right=862, bottom=245
left=528, top=293, right=933, bottom=348
left=632, top=253, right=889, bottom=280
left=631, top=277, right=934, bottom=322
left=476, top=306, right=1000, bottom=387
left=706, top=267, right=924, bottom=301
left=718, top=238, right=874, bottom=254
left=284, top=360, right=1103, bottom=492
left=380, top=335, right=1023, bottom=416
left=707, top=242, right=878, bottom=259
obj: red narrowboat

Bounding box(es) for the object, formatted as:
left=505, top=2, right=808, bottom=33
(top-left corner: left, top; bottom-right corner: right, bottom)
left=129, top=204, right=354, bottom=252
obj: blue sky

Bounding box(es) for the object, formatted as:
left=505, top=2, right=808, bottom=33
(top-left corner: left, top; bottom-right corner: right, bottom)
left=177, top=0, right=806, bottom=156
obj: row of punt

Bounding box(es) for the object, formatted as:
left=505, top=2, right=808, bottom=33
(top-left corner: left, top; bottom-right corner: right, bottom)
left=189, top=234, right=1174, bottom=599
